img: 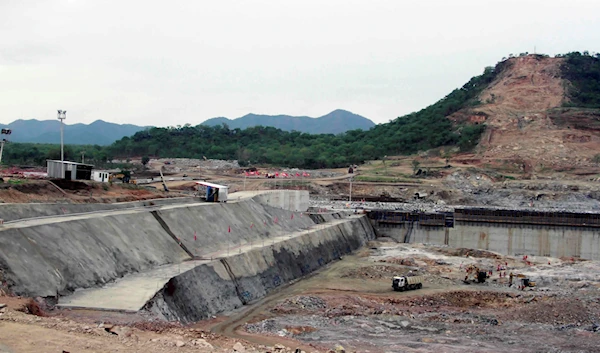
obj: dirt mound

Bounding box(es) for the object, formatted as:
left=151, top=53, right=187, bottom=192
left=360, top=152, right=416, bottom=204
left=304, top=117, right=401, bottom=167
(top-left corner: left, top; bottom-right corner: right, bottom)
left=271, top=296, right=327, bottom=314
left=435, top=248, right=503, bottom=259
left=385, top=290, right=517, bottom=309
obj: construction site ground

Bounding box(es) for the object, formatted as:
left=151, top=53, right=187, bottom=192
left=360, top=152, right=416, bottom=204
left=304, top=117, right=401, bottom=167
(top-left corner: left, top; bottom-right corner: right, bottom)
left=2, top=241, right=598, bottom=353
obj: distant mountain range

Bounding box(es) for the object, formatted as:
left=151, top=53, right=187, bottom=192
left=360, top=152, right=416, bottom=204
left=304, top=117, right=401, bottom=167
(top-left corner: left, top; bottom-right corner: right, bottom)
left=1, top=109, right=375, bottom=145
left=1, top=119, right=147, bottom=145
left=201, top=109, right=375, bottom=134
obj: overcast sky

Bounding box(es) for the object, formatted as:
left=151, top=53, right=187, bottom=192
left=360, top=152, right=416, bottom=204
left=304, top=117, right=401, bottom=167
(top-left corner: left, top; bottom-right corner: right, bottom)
left=1, top=0, right=599, bottom=127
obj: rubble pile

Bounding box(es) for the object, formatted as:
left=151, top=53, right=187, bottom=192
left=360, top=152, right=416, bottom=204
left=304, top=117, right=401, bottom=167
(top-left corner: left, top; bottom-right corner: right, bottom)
left=339, top=265, right=401, bottom=279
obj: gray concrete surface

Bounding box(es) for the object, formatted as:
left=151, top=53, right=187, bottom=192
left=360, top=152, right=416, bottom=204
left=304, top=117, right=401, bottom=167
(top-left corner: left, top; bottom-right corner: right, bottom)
left=57, top=260, right=207, bottom=312
left=0, top=190, right=319, bottom=298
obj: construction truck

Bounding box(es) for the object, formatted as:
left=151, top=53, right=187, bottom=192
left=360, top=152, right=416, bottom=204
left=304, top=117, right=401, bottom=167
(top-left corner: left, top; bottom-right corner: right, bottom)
left=392, top=275, right=424, bottom=291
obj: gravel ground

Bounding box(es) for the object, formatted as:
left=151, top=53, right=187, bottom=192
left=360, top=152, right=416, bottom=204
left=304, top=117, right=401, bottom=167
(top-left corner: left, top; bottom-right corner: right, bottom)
left=244, top=243, right=600, bottom=353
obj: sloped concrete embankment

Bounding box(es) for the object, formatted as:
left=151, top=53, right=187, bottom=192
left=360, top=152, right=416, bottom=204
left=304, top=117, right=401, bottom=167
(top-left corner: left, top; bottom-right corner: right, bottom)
left=156, top=198, right=315, bottom=258
left=0, top=213, right=191, bottom=297
left=144, top=215, right=375, bottom=323
left=0, top=191, right=316, bottom=298
left=0, top=197, right=197, bottom=222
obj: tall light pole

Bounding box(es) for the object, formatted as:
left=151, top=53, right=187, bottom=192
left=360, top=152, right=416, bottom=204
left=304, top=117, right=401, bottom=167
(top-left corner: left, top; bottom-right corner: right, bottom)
left=0, top=128, right=11, bottom=165
left=57, top=110, right=66, bottom=178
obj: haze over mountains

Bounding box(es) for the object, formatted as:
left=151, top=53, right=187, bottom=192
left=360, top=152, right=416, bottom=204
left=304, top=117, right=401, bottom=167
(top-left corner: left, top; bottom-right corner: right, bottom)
left=202, top=109, right=375, bottom=134
left=2, top=119, right=148, bottom=146
left=2, top=109, right=375, bottom=145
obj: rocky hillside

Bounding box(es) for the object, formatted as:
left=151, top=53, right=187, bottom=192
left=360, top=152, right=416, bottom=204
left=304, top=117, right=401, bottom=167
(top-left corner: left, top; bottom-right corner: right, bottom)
left=450, top=54, right=600, bottom=175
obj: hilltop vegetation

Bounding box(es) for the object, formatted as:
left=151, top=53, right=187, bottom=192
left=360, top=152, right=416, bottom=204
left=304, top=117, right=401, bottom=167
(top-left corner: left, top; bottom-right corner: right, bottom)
left=561, top=51, right=600, bottom=108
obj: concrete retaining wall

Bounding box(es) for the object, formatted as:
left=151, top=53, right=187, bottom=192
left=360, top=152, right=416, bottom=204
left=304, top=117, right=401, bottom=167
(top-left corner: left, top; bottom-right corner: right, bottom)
left=450, top=222, right=600, bottom=260
left=145, top=215, right=375, bottom=323
left=370, top=220, right=600, bottom=260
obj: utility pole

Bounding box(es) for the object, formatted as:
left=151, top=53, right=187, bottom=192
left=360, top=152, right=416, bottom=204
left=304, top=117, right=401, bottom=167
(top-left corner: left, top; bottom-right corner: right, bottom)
left=0, top=140, right=4, bottom=165
left=80, top=151, right=85, bottom=164
left=57, top=110, right=66, bottom=177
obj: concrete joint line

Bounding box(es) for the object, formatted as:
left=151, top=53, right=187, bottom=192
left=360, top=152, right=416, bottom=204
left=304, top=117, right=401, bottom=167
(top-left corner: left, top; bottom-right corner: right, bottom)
left=150, top=211, right=195, bottom=259
left=219, top=258, right=247, bottom=305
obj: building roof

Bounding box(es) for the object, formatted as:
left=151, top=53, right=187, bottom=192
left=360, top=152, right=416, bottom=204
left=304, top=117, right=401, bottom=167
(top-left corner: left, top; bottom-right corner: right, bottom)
left=195, top=181, right=228, bottom=189
left=46, top=160, right=95, bottom=167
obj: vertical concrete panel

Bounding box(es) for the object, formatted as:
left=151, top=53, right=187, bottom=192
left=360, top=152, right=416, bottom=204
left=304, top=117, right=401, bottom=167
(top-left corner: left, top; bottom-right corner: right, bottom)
left=539, top=228, right=550, bottom=256
left=478, top=232, right=487, bottom=250
left=507, top=227, right=513, bottom=255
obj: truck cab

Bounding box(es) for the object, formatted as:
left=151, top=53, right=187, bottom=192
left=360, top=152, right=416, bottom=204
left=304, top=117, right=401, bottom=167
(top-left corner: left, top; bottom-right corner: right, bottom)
left=392, top=276, right=405, bottom=290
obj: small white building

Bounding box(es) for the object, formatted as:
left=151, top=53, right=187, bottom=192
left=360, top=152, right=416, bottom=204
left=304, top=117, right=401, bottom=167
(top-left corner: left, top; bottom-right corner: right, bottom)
left=195, top=181, right=228, bottom=202
left=92, top=170, right=111, bottom=182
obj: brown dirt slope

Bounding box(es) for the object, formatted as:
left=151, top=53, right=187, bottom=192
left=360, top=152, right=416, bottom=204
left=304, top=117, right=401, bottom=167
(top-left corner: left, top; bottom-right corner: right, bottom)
left=452, top=55, right=600, bottom=173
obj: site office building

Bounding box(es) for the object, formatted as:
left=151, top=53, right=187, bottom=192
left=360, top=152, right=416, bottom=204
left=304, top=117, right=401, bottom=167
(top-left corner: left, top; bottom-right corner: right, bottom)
left=46, top=160, right=93, bottom=180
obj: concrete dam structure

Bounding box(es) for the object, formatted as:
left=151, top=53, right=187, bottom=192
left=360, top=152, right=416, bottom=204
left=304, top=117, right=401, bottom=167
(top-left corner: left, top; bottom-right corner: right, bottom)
left=369, top=209, right=600, bottom=260
left=0, top=190, right=375, bottom=322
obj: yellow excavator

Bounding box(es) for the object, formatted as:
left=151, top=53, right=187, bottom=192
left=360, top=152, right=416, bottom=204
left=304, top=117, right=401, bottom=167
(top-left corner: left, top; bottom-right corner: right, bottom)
left=510, top=273, right=536, bottom=289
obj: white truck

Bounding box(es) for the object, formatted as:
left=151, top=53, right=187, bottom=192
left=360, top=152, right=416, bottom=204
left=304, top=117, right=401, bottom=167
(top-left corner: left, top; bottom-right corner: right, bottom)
left=392, top=275, right=424, bottom=291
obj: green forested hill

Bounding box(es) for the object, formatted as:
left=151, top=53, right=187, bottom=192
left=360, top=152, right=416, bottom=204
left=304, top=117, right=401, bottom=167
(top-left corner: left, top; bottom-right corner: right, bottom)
left=103, top=63, right=497, bottom=168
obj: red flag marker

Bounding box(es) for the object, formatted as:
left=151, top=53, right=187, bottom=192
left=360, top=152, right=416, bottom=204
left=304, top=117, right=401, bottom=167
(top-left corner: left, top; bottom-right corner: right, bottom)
left=291, top=214, right=294, bottom=219
left=194, top=231, right=197, bottom=241
left=228, top=226, right=231, bottom=233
